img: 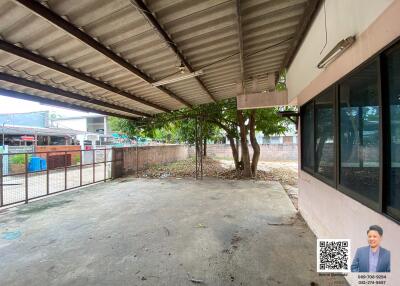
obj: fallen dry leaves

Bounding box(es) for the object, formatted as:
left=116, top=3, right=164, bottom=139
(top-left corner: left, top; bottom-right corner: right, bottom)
left=138, top=157, right=298, bottom=187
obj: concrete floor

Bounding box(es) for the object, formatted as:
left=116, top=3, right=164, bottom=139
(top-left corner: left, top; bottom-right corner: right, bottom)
left=0, top=178, right=346, bottom=286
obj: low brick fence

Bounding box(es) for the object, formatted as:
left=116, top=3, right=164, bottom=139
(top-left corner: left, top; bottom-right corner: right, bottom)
left=122, top=145, right=189, bottom=175
left=35, top=145, right=81, bottom=154
left=189, top=144, right=298, bottom=161
left=35, top=145, right=82, bottom=167
left=120, top=143, right=296, bottom=176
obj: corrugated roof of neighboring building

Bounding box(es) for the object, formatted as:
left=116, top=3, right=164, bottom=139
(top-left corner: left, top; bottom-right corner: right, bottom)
left=1, top=124, right=91, bottom=136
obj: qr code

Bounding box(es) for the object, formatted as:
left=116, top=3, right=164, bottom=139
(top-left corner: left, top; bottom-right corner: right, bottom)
left=317, top=239, right=350, bottom=272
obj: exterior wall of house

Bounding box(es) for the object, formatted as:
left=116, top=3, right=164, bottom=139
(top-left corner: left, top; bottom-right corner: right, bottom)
left=53, top=118, right=87, bottom=132
left=299, top=169, right=400, bottom=285
left=87, top=117, right=105, bottom=134
left=53, top=116, right=110, bottom=135
left=288, top=1, right=400, bottom=285
left=287, top=0, right=393, bottom=104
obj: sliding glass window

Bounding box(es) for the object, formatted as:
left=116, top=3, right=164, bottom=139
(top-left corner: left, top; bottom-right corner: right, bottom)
left=315, top=89, right=335, bottom=182
left=301, top=101, right=314, bottom=172
left=386, top=46, right=400, bottom=220
left=339, top=61, right=380, bottom=206
left=300, top=40, right=400, bottom=223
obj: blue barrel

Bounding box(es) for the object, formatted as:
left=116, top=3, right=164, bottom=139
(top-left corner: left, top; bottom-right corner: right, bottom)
left=28, top=157, right=42, bottom=172
left=40, top=158, right=47, bottom=171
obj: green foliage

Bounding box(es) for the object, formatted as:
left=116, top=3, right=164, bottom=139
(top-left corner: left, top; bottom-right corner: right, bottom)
left=11, top=154, right=27, bottom=164
left=275, top=70, right=287, bottom=91
left=72, top=154, right=80, bottom=165
left=253, top=108, right=291, bottom=137
left=108, top=116, right=138, bottom=137
left=109, top=98, right=292, bottom=143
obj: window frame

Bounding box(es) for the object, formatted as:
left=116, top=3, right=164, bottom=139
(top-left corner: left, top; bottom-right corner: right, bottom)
left=382, top=42, right=400, bottom=222
left=336, top=58, right=382, bottom=212
left=300, top=86, right=336, bottom=188
left=313, top=87, right=336, bottom=187
left=300, top=100, right=315, bottom=175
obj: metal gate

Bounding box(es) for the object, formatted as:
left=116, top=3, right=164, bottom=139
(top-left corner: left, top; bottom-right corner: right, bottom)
left=0, top=147, right=123, bottom=208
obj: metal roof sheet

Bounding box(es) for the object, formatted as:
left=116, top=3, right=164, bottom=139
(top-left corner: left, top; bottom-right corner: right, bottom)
left=0, top=0, right=318, bottom=118
left=2, top=124, right=95, bottom=136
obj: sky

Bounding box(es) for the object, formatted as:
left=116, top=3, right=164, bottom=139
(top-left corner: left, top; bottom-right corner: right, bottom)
left=0, top=94, right=98, bottom=117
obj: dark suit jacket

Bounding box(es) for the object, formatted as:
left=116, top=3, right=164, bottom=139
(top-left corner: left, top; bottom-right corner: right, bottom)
left=351, top=246, right=391, bottom=272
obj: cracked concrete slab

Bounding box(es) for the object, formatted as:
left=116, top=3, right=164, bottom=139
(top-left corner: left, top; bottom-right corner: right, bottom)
left=0, top=178, right=347, bottom=286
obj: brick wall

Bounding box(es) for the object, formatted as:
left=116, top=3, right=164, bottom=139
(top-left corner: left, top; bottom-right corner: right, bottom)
left=189, top=144, right=298, bottom=161
left=122, top=145, right=189, bottom=175
left=35, top=145, right=81, bottom=155
left=35, top=145, right=82, bottom=169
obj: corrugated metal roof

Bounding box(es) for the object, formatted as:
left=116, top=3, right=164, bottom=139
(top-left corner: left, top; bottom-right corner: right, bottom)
left=2, top=124, right=91, bottom=136
left=0, top=0, right=316, bottom=118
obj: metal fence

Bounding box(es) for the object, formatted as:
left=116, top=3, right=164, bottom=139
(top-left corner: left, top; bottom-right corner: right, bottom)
left=0, top=148, right=122, bottom=207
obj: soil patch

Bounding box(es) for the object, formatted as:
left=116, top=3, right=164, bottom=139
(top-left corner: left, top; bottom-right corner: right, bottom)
left=138, top=157, right=298, bottom=187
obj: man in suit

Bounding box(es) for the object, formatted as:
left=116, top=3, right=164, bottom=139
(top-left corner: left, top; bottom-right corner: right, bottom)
left=351, top=225, right=391, bottom=272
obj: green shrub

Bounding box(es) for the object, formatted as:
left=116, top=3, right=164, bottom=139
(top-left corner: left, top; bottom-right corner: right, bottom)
left=10, top=154, right=29, bottom=164
left=11, top=154, right=25, bottom=164
left=72, top=154, right=80, bottom=165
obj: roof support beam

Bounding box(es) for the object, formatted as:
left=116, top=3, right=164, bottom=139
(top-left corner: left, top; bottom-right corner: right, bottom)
left=0, top=39, right=169, bottom=113
left=280, top=0, right=322, bottom=71
left=132, top=0, right=217, bottom=103
left=235, top=0, right=245, bottom=92
left=0, top=88, right=136, bottom=120
left=0, top=72, right=151, bottom=118
left=13, top=0, right=192, bottom=108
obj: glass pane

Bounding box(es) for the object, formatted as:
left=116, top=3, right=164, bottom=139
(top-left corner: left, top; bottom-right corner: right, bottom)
left=315, top=89, right=335, bottom=181
left=339, top=61, right=380, bottom=203
left=387, top=47, right=400, bottom=219
left=302, top=102, right=314, bottom=171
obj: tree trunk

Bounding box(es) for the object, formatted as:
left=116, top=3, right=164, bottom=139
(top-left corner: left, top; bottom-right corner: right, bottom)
left=315, top=135, right=328, bottom=171
left=203, top=137, right=207, bottom=157
left=196, top=140, right=200, bottom=157
left=236, top=137, right=242, bottom=169
left=249, top=110, right=260, bottom=177
left=208, top=119, right=241, bottom=171
left=228, top=135, right=240, bottom=170
left=237, top=110, right=252, bottom=178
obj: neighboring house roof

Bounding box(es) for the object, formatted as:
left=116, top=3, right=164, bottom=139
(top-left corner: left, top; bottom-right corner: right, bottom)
left=52, top=115, right=107, bottom=121
left=1, top=125, right=93, bottom=137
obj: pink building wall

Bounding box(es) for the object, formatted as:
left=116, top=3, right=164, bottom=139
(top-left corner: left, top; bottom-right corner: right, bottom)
left=294, top=1, right=400, bottom=284
left=299, top=171, right=400, bottom=284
